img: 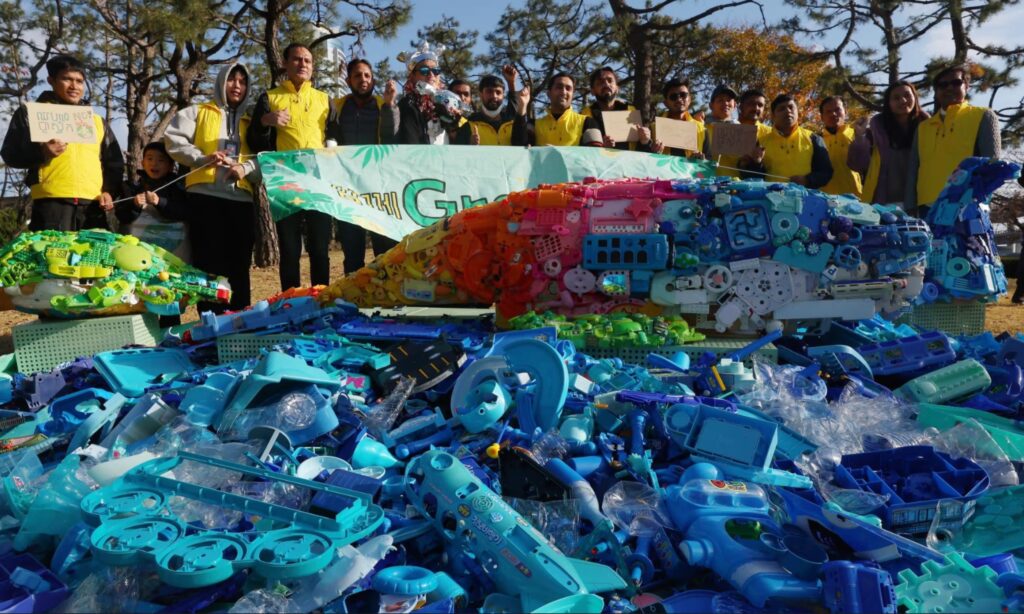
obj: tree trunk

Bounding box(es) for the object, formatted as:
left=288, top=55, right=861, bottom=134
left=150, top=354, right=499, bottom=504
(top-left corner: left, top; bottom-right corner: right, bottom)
left=948, top=0, right=968, bottom=63
left=125, top=43, right=157, bottom=174
left=628, top=26, right=654, bottom=122
left=263, top=0, right=282, bottom=87
left=254, top=182, right=279, bottom=267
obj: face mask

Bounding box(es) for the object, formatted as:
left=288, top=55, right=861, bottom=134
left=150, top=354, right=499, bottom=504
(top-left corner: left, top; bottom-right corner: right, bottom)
left=480, top=104, right=503, bottom=119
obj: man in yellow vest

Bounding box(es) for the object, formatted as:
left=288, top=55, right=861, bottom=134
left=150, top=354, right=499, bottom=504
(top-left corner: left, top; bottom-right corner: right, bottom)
left=465, top=66, right=522, bottom=146
left=510, top=73, right=601, bottom=147
left=324, top=58, right=399, bottom=275
left=818, top=96, right=863, bottom=198
left=247, top=42, right=331, bottom=291
left=905, top=64, right=1001, bottom=212
left=2, top=55, right=124, bottom=231
left=582, top=67, right=651, bottom=150
left=650, top=78, right=704, bottom=158
left=706, top=89, right=774, bottom=178
left=740, top=94, right=833, bottom=189
left=165, top=62, right=257, bottom=312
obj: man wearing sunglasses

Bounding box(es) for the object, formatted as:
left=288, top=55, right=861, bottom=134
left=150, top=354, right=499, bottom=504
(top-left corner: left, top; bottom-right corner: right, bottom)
left=582, top=66, right=651, bottom=151
left=397, top=44, right=473, bottom=145
left=248, top=42, right=332, bottom=291
left=650, top=78, right=704, bottom=158
left=905, top=64, right=1001, bottom=212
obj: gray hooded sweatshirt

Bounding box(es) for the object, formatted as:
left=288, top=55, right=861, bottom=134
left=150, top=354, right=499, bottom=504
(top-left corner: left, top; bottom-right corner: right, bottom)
left=164, top=62, right=256, bottom=202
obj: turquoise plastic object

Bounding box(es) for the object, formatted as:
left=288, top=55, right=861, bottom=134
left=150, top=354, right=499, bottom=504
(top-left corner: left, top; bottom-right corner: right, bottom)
left=93, top=348, right=196, bottom=397
left=895, top=552, right=1004, bottom=613
left=79, top=451, right=384, bottom=588
left=942, top=483, right=1024, bottom=556
left=488, top=338, right=568, bottom=433
left=179, top=372, right=240, bottom=427
left=895, top=359, right=991, bottom=403
left=450, top=356, right=516, bottom=433
left=372, top=566, right=439, bottom=596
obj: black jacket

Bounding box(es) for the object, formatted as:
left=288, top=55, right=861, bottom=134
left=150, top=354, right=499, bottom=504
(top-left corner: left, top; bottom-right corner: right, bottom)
left=396, top=96, right=473, bottom=145
left=115, top=172, right=188, bottom=225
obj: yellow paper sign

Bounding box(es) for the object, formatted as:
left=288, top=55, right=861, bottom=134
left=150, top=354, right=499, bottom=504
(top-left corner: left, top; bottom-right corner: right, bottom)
left=654, top=117, right=699, bottom=152
left=24, top=102, right=97, bottom=144
left=710, top=122, right=758, bottom=158
left=602, top=109, right=643, bottom=142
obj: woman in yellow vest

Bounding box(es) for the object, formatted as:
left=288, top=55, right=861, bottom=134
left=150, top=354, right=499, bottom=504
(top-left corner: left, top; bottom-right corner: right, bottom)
left=818, top=96, right=863, bottom=198
left=1, top=55, right=124, bottom=231
left=165, top=62, right=257, bottom=313
left=510, top=73, right=601, bottom=147
left=739, top=94, right=833, bottom=189
left=905, top=64, right=1001, bottom=212
left=847, top=80, right=928, bottom=207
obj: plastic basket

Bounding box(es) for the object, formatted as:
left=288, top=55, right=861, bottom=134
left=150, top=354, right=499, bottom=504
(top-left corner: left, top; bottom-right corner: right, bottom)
left=12, top=314, right=161, bottom=374
left=581, top=337, right=777, bottom=367
left=896, top=302, right=987, bottom=336
left=217, top=333, right=298, bottom=364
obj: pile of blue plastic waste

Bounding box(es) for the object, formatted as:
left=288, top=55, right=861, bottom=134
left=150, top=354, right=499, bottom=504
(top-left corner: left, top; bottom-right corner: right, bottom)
left=2, top=293, right=1024, bottom=613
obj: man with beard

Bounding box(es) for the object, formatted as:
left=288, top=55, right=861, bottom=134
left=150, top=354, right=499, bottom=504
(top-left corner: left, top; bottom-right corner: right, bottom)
left=650, top=77, right=704, bottom=158
left=510, top=73, right=600, bottom=146
left=739, top=94, right=833, bottom=189
left=325, top=58, right=400, bottom=273
left=465, top=65, right=522, bottom=146
left=582, top=66, right=651, bottom=150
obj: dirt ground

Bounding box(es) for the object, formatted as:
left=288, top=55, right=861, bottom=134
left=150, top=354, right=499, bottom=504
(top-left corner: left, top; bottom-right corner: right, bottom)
left=0, top=250, right=1021, bottom=355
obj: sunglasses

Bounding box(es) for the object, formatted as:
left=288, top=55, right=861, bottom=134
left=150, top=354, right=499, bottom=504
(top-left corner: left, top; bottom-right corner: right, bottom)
left=417, top=67, right=442, bottom=76
left=667, top=92, right=690, bottom=101
left=936, top=78, right=964, bottom=89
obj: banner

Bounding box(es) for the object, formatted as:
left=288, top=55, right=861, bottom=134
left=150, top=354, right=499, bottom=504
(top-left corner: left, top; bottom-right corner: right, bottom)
left=258, top=145, right=713, bottom=240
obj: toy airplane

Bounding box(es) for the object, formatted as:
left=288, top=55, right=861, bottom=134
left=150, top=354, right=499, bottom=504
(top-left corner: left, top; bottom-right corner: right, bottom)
left=404, top=449, right=626, bottom=613
left=322, top=158, right=1019, bottom=334
left=0, top=229, right=229, bottom=317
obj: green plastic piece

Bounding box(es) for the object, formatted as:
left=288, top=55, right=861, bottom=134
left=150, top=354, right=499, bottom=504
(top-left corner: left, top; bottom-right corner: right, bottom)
left=506, top=311, right=705, bottom=351
left=896, top=359, right=992, bottom=403
left=942, top=484, right=1024, bottom=557
left=896, top=302, right=987, bottom=336
left=13, top=314, right=162, bottom=374
left=916, top=403, right=1024, bottom=462
left=895, top=552, right=1004, bottom=613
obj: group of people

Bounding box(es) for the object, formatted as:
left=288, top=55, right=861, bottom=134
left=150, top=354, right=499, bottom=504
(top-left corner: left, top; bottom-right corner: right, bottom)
left=0, top=43, right=1011, bottom=313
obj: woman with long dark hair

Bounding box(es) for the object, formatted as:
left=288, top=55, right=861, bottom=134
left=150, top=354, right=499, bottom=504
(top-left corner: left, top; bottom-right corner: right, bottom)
left=847, top=80, right=929, bottom=207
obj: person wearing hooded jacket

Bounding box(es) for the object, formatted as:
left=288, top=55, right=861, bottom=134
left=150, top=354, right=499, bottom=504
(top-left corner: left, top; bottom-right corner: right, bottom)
left=1, top=54, right=124, bottom=231
left=164, top=62, right=258, bottom=313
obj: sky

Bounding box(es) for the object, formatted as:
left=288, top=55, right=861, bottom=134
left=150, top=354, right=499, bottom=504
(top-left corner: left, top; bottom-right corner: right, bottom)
left=3, top=0, right=1023, bottom=148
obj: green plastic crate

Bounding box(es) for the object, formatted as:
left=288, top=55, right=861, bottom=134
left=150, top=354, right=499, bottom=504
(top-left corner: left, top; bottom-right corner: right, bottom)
left=217, top=333, right=298, bottom=364
left=580, top=337, right=776, bottom=367
left=13, top=314, right=161, bottom=374
left=896, top=302, right=986, bottom=335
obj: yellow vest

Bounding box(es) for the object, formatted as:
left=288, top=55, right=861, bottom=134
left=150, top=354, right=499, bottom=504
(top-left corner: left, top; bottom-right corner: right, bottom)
left=915, top=102, right=987, bottom=206
left=185, top=103, right=253, bottom=193
left=535, top=108, right=588, bottom=146
left=265, top=80, right=329, bottom=151
left=470, top=120, right=514, bottom=146
left=31, top=113, right=105, bottom=201
left=862, top=148, right=883, bottom=204
left=820, top=125, right=863, bottom=197
left=760, top=126, right=815, bottom=182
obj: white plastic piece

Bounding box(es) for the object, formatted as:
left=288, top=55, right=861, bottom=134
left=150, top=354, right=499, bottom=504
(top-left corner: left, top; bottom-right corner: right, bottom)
left=88, top=452, right=158, bottom=487
left=289, top=535, right=395, bottom=611
left=773, top=298, right=875, bottom=320
left=295, top=456, right=354, bottom=480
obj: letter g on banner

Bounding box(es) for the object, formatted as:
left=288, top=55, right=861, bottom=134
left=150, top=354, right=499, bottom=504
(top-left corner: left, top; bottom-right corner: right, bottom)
left=403, top=179, right=457, bottom=226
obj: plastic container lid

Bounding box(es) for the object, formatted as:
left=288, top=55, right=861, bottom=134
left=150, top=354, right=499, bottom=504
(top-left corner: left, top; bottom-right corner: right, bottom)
left=372, top=566, right=438, bottom=596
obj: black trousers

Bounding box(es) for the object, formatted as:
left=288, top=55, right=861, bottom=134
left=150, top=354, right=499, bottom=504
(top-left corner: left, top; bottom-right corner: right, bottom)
left=187, top=192, right=255, bottom=314
left=337, top=221, right=398, bottom=274
left=29, top=198, right=109, bottom=231
left=1014, top=249, right=1024, bottom=301
left=276, top=209, right=333, bottom=290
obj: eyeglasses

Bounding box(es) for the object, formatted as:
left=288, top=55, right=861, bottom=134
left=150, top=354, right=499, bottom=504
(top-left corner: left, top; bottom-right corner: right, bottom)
left=417, top=67, right=442, bottom=76
left=667, top=92, right=690, bottom=101
left=936, top=78, right=964, bottom=89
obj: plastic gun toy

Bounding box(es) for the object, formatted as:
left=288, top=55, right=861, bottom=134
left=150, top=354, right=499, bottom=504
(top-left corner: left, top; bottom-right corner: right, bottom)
left=404, top=449, right=627, bottom=613
left=316, top=163, right=1022, bottom=333
left=79, top=451, right=384, bottom=588
left=0, top=229, right=229, bottom=317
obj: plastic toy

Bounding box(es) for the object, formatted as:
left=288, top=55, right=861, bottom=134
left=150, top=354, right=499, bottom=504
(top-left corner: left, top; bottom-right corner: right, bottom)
left=895, top=552, right=1008, bottom=613
left=0, top=229, right=230, bottom=317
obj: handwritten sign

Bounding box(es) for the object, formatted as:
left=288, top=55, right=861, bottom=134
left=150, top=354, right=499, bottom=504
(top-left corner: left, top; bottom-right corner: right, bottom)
left=602, top=109, right=643, bottom=142
left=655, top=117, right=699, bottom=152
left=709, top=122, right=758, bottom=158
left=24, top=102, right=96, bottom=144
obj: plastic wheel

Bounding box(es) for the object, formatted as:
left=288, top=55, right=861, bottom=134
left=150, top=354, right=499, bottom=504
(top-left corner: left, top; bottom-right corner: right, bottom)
left=156, top=532, right=248, bottom=588
left=90, top=515, right=184, bottom=565
left=834, top=245, right=862, bottom=270
left=702, top=265, right=734, bottom=292
left=249, top=529, right=336, bottom=579
left=81, top=487, right=168, bottom=524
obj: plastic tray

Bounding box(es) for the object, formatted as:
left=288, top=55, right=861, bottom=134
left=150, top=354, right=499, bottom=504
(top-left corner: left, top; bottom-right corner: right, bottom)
left=13, top=314, right=161, bottom=374
left=93, top=348, right=195, bottom=397
left=582, top=338, right=777, bottom=367
left=216, top=333, right=298, bottom=364
left=895, top=302, right=987, bottom=335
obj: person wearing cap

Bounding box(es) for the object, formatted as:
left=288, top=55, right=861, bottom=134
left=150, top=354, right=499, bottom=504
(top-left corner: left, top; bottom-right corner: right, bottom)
left=706, top=89, right=773, bottom=179
left=2, top=54, right=124, bottom=231
left=701, top=84, right=741, bottom=176
left=582, top=66, right=651, bottom=150
left=510, top=73, right=600, bottom=147
left=465, top=65, right=522, bottom=146
left=397, top=42, right=473, bottom=145
left=740, top=93, right=833, bottom=189
left=650, top=77, right=704, bottom=158
left=818, top=96, right=863, bottom=198
left=324, top=58, right=400, bottom=275
left=247, top=42, right=332, bottom=291
left=905, top=63, right=1001, bottom=213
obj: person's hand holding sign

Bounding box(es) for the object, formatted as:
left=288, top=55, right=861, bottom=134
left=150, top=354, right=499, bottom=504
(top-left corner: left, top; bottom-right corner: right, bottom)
left=41, top=139, right=67, bottom=160
left=262, top=108, right=291, bottom=127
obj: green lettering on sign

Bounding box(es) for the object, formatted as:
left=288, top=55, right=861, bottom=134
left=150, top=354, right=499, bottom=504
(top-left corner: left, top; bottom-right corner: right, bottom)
left=403, top=178, right=455, bottom=226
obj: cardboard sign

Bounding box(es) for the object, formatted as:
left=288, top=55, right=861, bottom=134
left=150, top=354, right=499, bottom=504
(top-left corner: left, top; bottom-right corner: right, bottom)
left=709, top=122, right=758, bottom=158
left=24, top=102, right=97, bottom=144
left=655, top=117, right=699, bottom=152
left=602, top=109, right=643, bottom=142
